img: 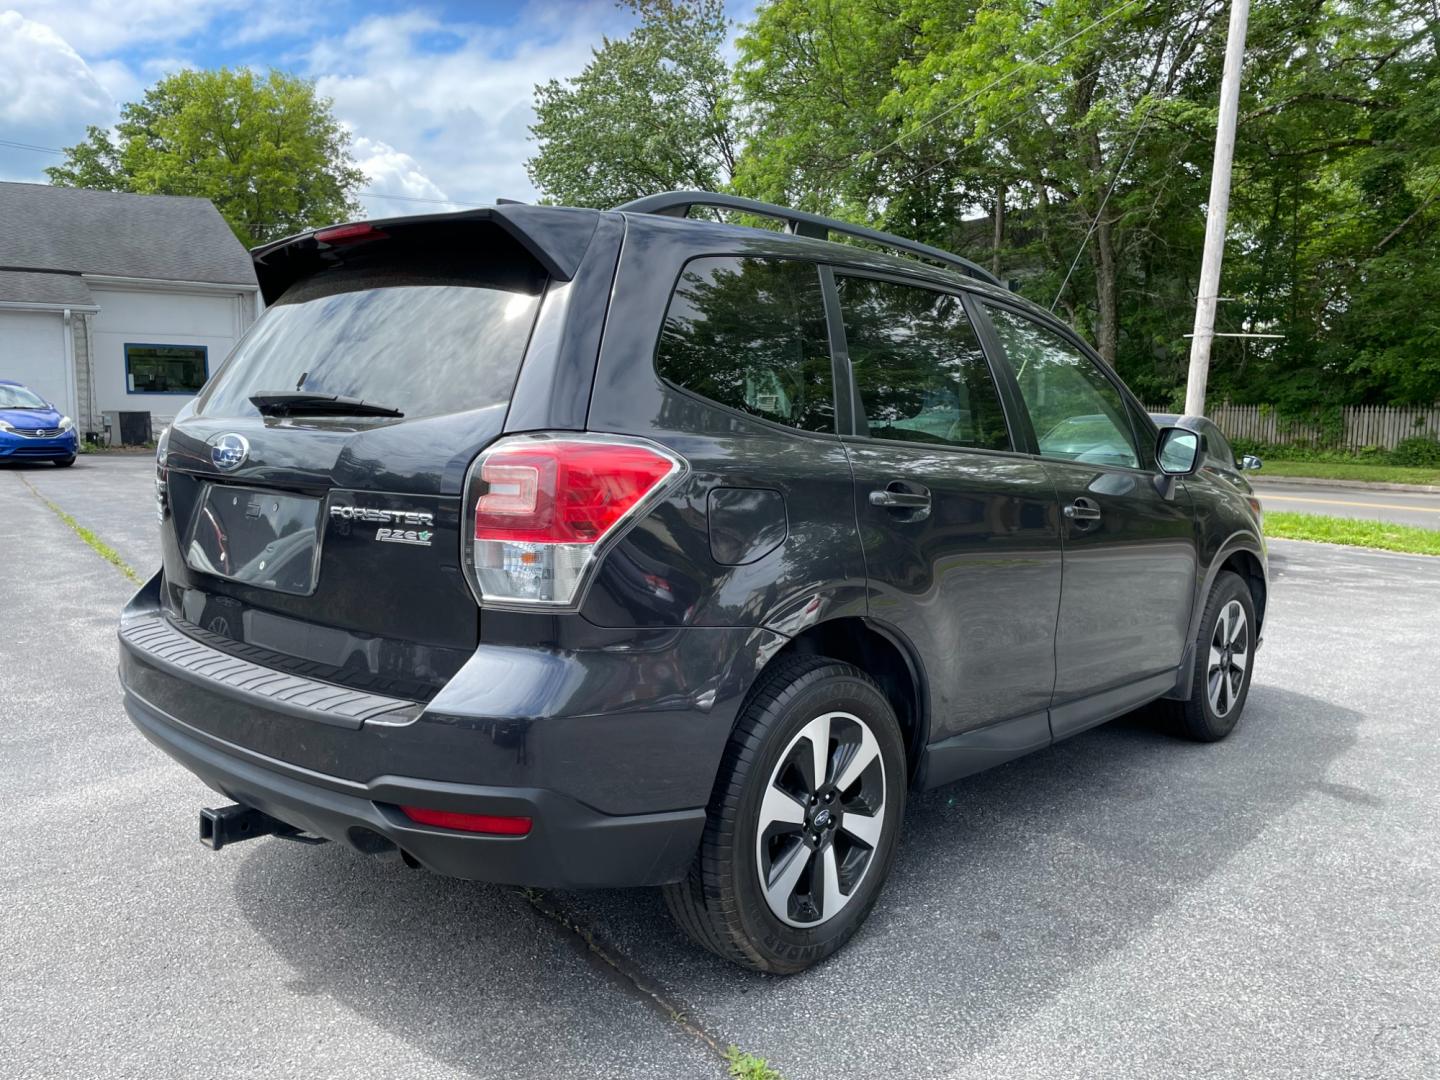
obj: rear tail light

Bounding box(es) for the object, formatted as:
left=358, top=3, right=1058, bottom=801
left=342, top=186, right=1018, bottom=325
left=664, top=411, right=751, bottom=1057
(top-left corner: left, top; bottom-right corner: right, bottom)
left=462, top=433, right=685, bottom=608
left=399, top=806, right=532, bottom=835
left=155, top=425, right=171, bottom=522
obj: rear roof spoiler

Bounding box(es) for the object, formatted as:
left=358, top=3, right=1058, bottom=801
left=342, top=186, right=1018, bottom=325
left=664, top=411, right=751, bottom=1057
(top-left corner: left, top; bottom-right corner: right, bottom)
left=249, top=204, right=601, bottom=304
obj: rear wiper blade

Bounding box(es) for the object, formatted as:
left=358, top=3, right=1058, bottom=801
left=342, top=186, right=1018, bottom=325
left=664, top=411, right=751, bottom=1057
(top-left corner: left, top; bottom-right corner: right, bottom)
left=248, top=391, right=404, bottom=418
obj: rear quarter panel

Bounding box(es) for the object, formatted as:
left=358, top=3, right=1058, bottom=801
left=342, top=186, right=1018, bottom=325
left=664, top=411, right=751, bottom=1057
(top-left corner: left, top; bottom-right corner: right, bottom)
left=582, top=215, right=868, bottom=634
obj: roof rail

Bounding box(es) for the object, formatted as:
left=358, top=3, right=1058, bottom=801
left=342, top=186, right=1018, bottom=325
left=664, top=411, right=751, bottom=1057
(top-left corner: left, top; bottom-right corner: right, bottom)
left=614, top=190, right=1003, bottom=288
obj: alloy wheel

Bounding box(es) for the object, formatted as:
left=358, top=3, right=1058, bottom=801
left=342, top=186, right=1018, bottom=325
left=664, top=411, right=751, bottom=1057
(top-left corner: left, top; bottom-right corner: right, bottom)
left=754, top=711, right=887, bottom=928
left=1207, top=599, right=1250, bottom=718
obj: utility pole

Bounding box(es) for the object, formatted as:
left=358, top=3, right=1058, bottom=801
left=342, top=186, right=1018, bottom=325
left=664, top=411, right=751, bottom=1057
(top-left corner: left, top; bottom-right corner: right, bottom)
left=1184, top=0, right=1250, bottom=417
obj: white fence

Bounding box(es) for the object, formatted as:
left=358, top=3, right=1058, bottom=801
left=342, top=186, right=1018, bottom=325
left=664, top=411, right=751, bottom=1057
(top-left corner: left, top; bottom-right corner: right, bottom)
left=1143, top=403, right=1440, bottom=451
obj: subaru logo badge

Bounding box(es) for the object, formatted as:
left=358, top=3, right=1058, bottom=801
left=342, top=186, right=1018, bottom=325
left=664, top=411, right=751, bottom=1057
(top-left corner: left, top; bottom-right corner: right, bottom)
left=210, top=433, right=249, bottom=471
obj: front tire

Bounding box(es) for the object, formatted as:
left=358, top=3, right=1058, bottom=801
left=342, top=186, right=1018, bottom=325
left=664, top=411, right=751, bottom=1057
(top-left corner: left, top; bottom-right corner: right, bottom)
left=1173, top=570, right=1257, bottom=742
left=53, top=455, right=76, bottom=468
left=663, top=656, right=907, bottom=973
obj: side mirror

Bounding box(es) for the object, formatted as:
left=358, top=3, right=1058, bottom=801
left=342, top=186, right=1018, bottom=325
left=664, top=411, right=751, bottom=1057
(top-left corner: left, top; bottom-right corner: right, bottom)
left=1240, top=454, right=1263, bottom=471
left=1156, top=426, right=1202, bottom=476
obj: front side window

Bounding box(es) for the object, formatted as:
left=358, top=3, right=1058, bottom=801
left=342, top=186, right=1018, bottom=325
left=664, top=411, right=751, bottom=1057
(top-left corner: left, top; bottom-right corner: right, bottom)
left=985, top=306, right=1140, bottom=469
left=1204, top=423, right=1236, bottom=470
left=125, top=344, right=208, bottom=394
left=837, top=275, right=1010, bottom=451
left=656, top=256, right=835, bottom=433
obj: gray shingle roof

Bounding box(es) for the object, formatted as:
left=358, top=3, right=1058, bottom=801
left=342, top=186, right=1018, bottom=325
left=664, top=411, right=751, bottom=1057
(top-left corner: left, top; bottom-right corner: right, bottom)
left=0, top=182, right=256, bottom=287
left=0, top=269, right=96, bottom=307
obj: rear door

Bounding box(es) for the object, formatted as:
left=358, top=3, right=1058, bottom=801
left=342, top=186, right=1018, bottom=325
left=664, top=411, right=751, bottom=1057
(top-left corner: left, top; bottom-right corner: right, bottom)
left=159, top=219, right=555, bottom=699
left=833, top=272, right=1063, bottom=745
left=978, top=301, right=1197, bottom=733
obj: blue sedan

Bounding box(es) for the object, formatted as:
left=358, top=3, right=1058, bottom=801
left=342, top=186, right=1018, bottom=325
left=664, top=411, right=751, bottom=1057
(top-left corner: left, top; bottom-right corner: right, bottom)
left=0, top=380, right=78, bottom=466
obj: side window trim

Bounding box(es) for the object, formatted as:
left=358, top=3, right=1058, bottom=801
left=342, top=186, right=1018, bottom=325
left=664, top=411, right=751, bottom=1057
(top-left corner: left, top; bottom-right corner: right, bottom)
left=817, top=264, right=858, bottom=438
left=826, top=266, right=1024, bottom=454
left=976, top=297, right=1150, bottom=471
left=961, top=291, right=1039, bottom=456
left=651, top=254, right=843, bottom=439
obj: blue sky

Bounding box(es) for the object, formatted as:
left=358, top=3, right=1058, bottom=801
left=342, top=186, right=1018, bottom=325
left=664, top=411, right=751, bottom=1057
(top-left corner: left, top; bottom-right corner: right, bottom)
left=0, top=1, right=747, bottom=216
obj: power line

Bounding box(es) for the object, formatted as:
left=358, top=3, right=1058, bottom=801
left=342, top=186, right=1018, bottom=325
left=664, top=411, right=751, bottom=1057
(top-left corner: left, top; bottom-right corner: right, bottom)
left=0, top=137, right=477, bottom=208
left=860, top=0, right=1150, bottom=168
left=909, top=94, right=1055, bottom=184
left=1050, top=107, right=1152, bottom=311
left=0, top=138, right=65, bottom=155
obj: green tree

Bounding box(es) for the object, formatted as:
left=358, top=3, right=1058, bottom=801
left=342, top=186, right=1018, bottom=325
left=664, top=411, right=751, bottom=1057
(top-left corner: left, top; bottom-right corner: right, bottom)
left=526, top=0, right=738, bottom=208
left=46, top=68, right=363, bottom=247
left=734, top=0, right=1005, bottom=265
left=1220, top=0, right=1440, bottom=408
left=528, top=0, right=1439, bottom=408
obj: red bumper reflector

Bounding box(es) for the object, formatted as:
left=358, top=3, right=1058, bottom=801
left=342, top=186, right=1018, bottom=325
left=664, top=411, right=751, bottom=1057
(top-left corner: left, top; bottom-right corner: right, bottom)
left=400, top=806, right=533, bottom=836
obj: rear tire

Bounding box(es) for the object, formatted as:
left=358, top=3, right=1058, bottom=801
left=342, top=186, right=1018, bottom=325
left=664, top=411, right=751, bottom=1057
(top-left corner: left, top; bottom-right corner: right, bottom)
left=663, top=655, right=906, bottom=974
left=1172, top=570, right=1256, bottom=742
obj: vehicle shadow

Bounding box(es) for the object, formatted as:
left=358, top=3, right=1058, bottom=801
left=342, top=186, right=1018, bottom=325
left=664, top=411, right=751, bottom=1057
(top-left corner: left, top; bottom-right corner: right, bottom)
left=232, top=683, right=1358, bottom=1079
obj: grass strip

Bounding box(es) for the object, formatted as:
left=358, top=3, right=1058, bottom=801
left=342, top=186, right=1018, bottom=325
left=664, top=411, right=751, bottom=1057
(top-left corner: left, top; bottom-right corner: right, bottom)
left=18, top=475, right=144, bottom=584
left=1265, top=511, right=1440, bottom=556
left=727, top=1046, right=784, bottom=1080
left=1259, top=460, right=1440, bottom=486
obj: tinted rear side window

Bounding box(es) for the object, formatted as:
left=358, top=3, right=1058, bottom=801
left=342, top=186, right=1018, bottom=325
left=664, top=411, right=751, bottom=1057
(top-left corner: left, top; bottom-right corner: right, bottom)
left=837, top=275, right=1010, bottom=451
left=655, top=256, right=835, bottom=434
left=198, top=244, right=544, bottom=421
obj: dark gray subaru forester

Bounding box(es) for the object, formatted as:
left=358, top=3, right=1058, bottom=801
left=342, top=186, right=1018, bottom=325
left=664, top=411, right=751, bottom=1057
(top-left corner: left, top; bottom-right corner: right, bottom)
left=119, top=192, right=1267, bottom=973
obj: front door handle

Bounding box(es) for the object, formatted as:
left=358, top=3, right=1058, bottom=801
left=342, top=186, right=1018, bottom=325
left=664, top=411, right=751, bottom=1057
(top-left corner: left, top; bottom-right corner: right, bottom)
left=1064, top=497, right=1102, bottom=522
left=870, top=483, right=931, bottom=516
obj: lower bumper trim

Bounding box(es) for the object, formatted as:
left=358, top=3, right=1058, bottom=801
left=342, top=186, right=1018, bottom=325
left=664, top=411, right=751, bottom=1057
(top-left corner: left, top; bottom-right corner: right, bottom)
left=125, top=689, right=705, bottom=888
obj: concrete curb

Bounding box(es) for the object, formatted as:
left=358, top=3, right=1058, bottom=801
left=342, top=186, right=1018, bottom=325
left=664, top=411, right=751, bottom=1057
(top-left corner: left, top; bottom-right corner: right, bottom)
left=1250, top=474, right=1440, bottom=495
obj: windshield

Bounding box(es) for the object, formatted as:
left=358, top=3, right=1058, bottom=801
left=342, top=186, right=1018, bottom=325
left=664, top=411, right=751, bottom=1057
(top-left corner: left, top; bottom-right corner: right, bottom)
left=197, top=260, right=544, bottom=421
left=0, top=384, right=48, bottom=409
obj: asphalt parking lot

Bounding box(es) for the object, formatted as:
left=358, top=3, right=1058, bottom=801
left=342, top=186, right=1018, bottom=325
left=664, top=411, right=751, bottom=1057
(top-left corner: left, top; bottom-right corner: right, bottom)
left=3, top=454, right=1439, bottom=1080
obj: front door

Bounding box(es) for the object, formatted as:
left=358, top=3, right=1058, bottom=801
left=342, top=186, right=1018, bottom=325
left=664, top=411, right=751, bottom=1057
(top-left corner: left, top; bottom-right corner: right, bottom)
left=834, top=274, right=1063, bottom=746
left=980, top=303, right=1197, bottom=735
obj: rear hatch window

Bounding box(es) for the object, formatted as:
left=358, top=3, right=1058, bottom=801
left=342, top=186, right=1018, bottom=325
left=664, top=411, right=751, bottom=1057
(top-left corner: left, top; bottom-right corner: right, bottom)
left=197, top=233, right=544, bottom=420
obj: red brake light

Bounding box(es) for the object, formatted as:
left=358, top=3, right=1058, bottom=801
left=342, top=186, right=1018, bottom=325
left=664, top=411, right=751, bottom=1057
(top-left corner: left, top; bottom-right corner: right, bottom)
left=474, top=442, right=677, bottom=543
left=400, top=806, right=533, bottom=836
left=315, top=222, right=388, bottom=245
left=464, top=435, right=684, bottom=607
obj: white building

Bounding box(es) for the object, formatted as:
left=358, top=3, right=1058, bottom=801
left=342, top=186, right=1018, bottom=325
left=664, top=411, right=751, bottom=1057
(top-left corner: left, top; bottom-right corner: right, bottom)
left=0, top=182, right=259, bottom=442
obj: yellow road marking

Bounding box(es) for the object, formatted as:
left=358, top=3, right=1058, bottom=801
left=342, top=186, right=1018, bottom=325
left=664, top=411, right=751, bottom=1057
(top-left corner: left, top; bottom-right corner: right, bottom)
left=1261, top=493, right=1440, bottom=514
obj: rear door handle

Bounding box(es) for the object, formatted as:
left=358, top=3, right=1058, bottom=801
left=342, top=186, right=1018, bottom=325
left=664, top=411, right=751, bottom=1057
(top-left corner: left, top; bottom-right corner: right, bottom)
left=1064, top=497, right=1102, bottom=521
left=870, top=483, right=931, bottom=512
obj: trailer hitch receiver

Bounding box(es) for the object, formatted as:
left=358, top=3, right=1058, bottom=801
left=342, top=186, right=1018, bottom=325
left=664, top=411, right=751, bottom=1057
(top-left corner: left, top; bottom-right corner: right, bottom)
left=199, top=804, right=326, bottom=850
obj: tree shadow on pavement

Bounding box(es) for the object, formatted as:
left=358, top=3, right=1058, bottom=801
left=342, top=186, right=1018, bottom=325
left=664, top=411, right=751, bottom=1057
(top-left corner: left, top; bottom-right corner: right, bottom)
left=233, top=684, right=1358, bottom=1080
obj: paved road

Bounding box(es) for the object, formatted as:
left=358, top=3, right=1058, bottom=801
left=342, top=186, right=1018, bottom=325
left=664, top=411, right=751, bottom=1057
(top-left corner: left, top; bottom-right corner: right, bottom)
left=5, top=455, right=160, bottom=576
left=3, top=457, right=1439, bottom=1079
left=1255, top=478, right=1440, bottom=528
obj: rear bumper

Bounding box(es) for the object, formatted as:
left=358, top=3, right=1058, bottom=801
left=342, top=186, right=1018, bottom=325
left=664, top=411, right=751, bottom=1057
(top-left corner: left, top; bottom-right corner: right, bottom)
left=124, top=688, right=704, bottom=886
left=119, top=572, right=783, bottom=887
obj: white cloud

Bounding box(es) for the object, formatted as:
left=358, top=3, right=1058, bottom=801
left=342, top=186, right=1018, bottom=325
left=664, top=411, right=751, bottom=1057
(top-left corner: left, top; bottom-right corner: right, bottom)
left=348, top=133, right=462, bottom=219
left=310, top=3, right=634, bottom=207
left=0, top=0, right=755, bottom=210
left=3, top=0, right=239, bottom=54
left=0, top=11, right=115, bottom=181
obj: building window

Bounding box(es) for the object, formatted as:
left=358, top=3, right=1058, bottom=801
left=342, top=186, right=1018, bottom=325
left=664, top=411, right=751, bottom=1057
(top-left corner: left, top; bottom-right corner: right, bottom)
left=124, top=343, right=209, bottom=395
